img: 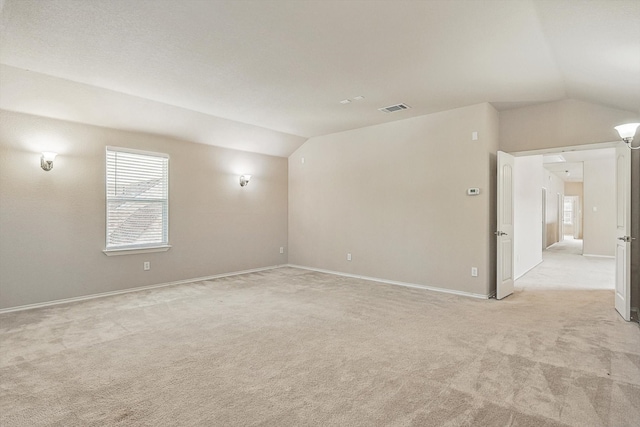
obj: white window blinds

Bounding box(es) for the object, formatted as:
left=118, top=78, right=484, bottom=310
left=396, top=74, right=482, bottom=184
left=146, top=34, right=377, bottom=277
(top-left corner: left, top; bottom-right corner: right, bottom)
left=106, top=147, right=169, bottom=250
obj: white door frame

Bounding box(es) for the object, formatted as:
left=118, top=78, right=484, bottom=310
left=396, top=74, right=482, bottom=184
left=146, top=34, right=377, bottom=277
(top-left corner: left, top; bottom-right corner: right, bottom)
left=502, top=141, right=632, bottom=320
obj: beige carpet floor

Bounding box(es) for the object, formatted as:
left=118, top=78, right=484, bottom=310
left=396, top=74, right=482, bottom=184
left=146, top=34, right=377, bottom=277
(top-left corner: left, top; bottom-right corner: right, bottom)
left=1, top=267, right=639, bottom=426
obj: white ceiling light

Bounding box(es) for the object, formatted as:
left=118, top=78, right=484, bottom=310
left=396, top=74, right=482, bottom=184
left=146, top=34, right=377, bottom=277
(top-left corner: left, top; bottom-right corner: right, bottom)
left=340, top=96, right=364, bottom=105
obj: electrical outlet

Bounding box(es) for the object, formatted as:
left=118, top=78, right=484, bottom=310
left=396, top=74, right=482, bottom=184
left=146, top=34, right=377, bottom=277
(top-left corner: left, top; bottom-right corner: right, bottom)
left=144, top=261, right=150, bottom=271
left=471, top=267, right=478, bottom=277
left=347, top=253, right=352, bottom=261
left=280, top=247, right=284, bottom=254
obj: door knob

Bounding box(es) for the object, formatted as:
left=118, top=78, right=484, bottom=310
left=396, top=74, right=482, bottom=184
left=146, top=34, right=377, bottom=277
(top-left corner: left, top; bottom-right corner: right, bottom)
left=494, top=231, right=507, bottom=236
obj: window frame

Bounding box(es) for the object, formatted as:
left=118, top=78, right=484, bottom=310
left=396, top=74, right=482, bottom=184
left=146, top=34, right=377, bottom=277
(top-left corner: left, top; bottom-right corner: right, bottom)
left=103, top=146, right=171, bottom=256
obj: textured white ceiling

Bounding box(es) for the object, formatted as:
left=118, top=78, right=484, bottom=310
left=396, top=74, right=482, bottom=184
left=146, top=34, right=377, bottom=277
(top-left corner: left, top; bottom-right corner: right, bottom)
left=544, top=161, right=584, bottom=182
left=1, top=0, right=638, bottom=157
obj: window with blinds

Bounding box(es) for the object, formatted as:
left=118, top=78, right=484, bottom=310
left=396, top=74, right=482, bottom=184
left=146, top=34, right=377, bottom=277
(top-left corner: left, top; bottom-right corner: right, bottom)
left=106, top=147, right=169, bottom=251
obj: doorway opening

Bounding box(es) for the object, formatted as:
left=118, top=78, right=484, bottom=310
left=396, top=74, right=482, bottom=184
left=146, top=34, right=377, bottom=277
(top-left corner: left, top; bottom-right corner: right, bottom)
left=511, top=144, right=617, bottom=293
left=563, top=195, right=581, bottom=241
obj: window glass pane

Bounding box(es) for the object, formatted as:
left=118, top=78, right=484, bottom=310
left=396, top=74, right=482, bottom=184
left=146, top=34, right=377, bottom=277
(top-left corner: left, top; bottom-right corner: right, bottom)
left=106, top=148, right=169, bottom=249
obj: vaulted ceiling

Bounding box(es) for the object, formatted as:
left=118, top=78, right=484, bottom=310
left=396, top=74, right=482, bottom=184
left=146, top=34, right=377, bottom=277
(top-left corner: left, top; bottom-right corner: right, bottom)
left=1, top=0, right=638, bottom=157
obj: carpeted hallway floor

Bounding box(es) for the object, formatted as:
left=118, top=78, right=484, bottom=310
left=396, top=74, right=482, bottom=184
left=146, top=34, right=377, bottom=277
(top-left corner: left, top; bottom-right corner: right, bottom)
left=1, top=267, right=639, bottom=426
left=516, top=238, right=615, bottom=291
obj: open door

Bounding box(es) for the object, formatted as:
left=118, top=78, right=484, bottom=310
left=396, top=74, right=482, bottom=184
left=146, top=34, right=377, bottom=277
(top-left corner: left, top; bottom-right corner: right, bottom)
left=615, top=143, right=632, bottom=321
left=496, top=151, right=515, bottom=299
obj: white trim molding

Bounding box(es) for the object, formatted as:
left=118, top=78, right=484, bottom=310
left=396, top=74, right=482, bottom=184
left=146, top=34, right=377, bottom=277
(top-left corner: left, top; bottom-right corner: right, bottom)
left=0, top=265, right=286, bottom=314
left=287, top=264, right=490, bottom=299
left=514, top=259, right=544, bottom=281
left=582, top=254, right=615, bottom=259
left=1, top=264, right=491, bottom=314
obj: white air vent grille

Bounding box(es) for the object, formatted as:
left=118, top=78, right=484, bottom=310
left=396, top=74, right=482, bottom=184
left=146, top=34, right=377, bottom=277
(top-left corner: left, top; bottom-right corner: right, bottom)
left=378, top=103, right=411, bottom=113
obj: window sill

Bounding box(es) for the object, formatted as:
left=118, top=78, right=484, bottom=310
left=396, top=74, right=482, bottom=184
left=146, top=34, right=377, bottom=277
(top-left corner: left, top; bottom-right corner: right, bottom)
left=103, top=245, right=172, bottom=256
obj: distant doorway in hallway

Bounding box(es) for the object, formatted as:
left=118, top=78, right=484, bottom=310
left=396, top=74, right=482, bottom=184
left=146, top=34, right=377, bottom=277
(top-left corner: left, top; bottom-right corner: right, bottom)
left=563, top=195, right=581, bottom=242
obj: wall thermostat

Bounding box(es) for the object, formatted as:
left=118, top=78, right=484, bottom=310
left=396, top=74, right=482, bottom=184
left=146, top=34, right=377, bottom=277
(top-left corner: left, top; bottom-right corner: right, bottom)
left=467, top=188, right=480, bottom=196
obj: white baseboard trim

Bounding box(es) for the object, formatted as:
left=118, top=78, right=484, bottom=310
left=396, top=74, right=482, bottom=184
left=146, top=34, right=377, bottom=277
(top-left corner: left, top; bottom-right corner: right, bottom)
left=582, top=254, right=615, bottom=259
left=287, top=264, right=490, bottom=299
left=514, top=259, right=544, bottom=281
left=0, top=264, right=287, bottom=314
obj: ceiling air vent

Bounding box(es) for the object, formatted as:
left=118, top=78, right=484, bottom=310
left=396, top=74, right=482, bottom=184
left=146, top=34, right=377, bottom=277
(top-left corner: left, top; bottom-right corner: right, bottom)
left=378, top=103, right=411, bottom=113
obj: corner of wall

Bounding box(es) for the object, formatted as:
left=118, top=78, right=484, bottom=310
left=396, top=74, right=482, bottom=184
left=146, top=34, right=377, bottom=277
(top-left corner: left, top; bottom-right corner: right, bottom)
left=0, top=111, right=290, bottom=309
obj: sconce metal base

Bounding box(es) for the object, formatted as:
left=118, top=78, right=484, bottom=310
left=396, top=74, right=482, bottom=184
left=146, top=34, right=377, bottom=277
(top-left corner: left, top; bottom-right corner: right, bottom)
left=41, top=158, right=54, bottom=171
left=623, top=138, right=640, bottom=150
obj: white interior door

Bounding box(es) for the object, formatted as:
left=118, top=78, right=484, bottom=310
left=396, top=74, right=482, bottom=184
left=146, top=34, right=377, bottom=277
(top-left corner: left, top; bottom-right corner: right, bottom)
left=614, top=144, right=631, bottom=321
left=496, top=151, right=515, bottom=299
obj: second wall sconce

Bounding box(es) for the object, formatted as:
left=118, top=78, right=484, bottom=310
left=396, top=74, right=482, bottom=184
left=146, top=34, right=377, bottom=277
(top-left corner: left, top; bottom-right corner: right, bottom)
left=40, top=152, right=58, bottom=171
left=240, top=174, right=252, bottom=187
left=615, top=123, right=640, bottom=150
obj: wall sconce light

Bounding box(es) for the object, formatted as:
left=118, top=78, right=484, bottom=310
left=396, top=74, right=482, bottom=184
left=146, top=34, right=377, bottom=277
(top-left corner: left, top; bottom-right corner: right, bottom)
left=240, top=174, right=252, bottom=187
left=614, top=123, right=640, bottom=150
left=40, top=152, right=58, bottom=171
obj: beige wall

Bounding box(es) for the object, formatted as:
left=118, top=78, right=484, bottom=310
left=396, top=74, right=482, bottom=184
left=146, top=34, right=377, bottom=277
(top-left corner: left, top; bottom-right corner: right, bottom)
left=2, top=98, right=637, bottom=314
left=0, top=110, right=289, bottom=309
left=288, top=103, right=499, bottom=297
left=499, top=99, right=639, bottom=153
left=583, top=158, right=616, bottom=257
left=564, top=182, right=584, bottom=239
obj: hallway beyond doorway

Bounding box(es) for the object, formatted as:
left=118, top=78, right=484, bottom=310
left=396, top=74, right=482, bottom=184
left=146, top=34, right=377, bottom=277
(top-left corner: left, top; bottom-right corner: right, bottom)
left=516, top=238, right=614, bottom=291
left=548, top=236, right=582, bottom=255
